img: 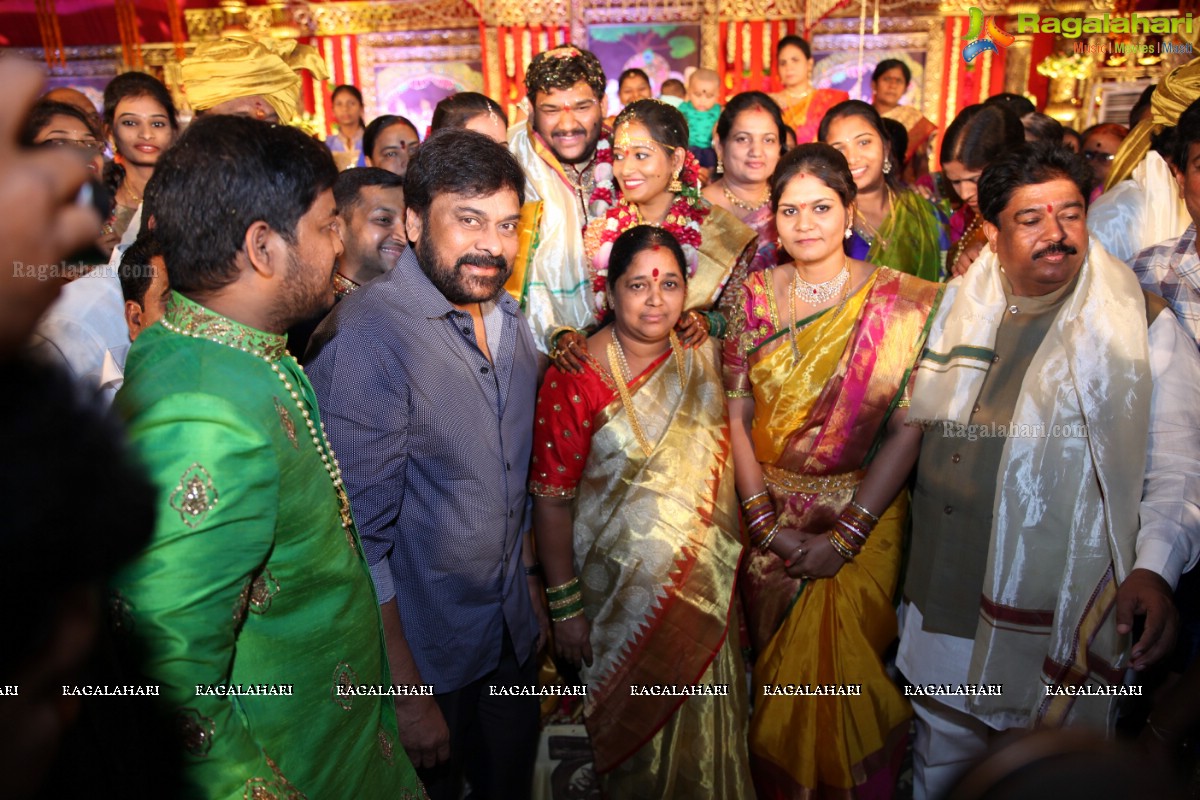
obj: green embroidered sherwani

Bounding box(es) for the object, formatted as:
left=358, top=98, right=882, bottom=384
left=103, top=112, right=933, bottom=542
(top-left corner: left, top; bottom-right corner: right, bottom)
left=113, top=293, right=424, bottom=800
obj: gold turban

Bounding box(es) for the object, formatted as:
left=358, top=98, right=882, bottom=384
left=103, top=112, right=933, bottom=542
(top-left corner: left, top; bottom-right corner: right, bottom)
left=182, top=33, right=328, bottom=123
left=1105, top=55, right=1200, bottom=190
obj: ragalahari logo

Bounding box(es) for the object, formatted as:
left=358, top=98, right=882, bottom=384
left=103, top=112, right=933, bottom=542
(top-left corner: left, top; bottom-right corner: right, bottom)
left=963, top=7, right=1016, bottom=63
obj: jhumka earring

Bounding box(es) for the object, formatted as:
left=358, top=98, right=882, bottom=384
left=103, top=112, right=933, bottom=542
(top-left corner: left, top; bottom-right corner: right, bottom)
left=882, top=158, right=892, bottom=175
left=845, top=225, right=853, bottom=239
left=716, top=157, right=724, bottom=173
left=668, top=169, right=683, bottom=194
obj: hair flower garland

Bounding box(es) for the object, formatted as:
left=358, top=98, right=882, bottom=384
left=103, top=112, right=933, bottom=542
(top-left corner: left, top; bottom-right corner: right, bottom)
left=591, top=150, right=709, bottom=320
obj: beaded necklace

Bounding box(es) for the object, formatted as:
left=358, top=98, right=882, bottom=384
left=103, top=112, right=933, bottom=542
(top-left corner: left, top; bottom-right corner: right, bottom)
left=949, top=214, right=985, bottom=269
left=160, top=311, right=358, bottom=550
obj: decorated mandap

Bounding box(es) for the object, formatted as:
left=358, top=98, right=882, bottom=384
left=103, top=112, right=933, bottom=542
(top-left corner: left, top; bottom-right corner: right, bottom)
left=1, top=0, right=1194, bottom=163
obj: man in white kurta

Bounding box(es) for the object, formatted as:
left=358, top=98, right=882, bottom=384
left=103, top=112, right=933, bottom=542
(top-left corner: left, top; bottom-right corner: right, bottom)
left=901, top=143, right=1200, bottom=800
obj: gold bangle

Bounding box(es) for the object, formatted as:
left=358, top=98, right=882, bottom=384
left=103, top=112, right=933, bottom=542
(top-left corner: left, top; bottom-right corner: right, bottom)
left=828, top=532, right=856, bottom=562
left=741, top=490, right=770, bottom=509
left=848, top=500, right=880, bottom=524
left=758, top=522, right=781, bottom=552
left=551, top=606, right=585, bottom=623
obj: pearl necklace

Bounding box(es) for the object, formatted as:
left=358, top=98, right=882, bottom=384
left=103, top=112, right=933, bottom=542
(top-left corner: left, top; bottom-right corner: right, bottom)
left=160, top=318, right=358, bottom=551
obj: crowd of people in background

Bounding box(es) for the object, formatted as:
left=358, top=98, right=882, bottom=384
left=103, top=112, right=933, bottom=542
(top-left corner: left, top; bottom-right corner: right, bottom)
left=3, top=30, right=1200, bottom=800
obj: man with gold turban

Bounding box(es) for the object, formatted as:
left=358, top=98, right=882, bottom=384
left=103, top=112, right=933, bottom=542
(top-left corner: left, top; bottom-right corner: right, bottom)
left=1088, top=56, right=1200, bottom=260
left=181, top=33, right=327, bottom=124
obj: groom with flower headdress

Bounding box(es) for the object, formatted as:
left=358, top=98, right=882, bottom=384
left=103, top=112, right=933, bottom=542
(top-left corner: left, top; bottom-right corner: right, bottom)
left=507, top=45, right=614, bottom=370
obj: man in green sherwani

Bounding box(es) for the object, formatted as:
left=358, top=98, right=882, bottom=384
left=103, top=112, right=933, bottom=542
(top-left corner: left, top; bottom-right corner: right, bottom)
left=113, top=115, right=424, bottom=799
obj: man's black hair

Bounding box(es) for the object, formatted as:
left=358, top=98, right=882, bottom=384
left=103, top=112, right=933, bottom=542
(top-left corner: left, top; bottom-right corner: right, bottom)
left=334, top=167, right=405, bottom=218
left=145, top=115, right=338, bottom=295
left=119, top=233, right=164, bottom=306
left=403, top=128, right=526, bottom=223
left=1167, top=96, right=1200, bottom=174
left=978, top=142, right=1093, bottom=226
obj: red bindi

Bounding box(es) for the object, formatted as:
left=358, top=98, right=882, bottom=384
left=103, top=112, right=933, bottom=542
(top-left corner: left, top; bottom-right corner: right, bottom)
left=1046, top=204, right=1053, bottom=213
left=652, top=267, right=660, bottom=278
left=798, top=172, right=807, bottom=179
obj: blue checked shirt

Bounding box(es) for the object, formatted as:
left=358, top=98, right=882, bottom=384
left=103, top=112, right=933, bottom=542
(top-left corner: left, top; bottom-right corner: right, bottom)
left=306, top=247, right=539, bottom=693
left=1130, top=223, right=1200, bottom=348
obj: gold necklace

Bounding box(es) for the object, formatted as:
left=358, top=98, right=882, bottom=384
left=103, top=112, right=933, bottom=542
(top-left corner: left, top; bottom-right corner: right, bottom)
left=853, top=188, right=895, bottom=248
left=788, top=260, right=851, bottom=364
left=607, top=329, right=685, bottom=457
left=722, top=184, right=770, bottom=212
left=781, top=84, right=813, bottom=103
left=120, top=183, right=143, bottom=207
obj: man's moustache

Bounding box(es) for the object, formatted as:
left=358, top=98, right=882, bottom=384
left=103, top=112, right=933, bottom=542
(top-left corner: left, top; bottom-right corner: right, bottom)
left=553, top=129, right=587, bottom=139
left=455, top=253, right=507, bottom=270
left=1032, top=243, right=1078, bottom=259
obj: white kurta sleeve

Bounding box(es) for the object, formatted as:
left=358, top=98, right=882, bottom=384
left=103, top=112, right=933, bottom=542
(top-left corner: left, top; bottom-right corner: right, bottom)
left=1134, top=307, right=1200, bottom=588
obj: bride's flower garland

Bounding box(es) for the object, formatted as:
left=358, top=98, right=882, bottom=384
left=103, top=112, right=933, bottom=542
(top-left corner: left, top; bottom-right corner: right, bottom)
left=587, top=137, right=616, bottom=219
left=591, top=150, right=708, bottom=320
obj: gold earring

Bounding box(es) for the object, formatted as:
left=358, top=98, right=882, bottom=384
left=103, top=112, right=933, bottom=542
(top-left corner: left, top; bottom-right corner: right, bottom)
left=716, top=156, right=724, bottom=173
left=668, top=169, right=683, bottom=194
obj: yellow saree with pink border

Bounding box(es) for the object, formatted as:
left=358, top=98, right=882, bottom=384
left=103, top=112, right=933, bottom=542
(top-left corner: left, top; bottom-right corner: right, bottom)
left=724, top=266, right=941, bottom=799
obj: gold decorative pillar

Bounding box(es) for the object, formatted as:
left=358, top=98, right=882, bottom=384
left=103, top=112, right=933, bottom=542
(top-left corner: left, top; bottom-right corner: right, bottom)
left=1044, top=76, right=1082, bottom=127
left=218, top=0, right=250, bottom=33
left=701, top=0, right=720, bottom=68
left=1004, top=34, right=1034, bottom=96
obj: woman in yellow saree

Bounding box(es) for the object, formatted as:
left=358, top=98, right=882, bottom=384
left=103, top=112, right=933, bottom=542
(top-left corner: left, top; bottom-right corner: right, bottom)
left=724, top=144, right=941, bottom=798
left=533, top=225, right=753, bottom=798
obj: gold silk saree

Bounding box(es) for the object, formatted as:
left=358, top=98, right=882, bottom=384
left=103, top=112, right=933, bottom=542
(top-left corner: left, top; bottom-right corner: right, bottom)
left=724, top=266, right=941, bottom=798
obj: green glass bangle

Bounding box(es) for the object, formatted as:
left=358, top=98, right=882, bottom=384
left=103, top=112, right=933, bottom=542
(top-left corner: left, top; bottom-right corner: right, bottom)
left=704, top=310, right=728, bottom=339
left=546, top=577, right=580, bottom=600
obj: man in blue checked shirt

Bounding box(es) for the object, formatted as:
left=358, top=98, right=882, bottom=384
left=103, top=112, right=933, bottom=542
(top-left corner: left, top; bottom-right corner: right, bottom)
left=307, top=128, right=548, bottom=800
left=1130, top=96, right=1200, bottom=349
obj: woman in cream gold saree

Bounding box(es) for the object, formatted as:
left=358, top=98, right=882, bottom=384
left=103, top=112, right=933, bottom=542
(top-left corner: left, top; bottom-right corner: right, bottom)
left=725, top=144, right=941, bottom=798
left=532, top=225, right=752, bottom=799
